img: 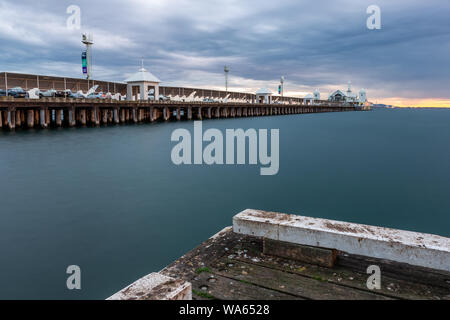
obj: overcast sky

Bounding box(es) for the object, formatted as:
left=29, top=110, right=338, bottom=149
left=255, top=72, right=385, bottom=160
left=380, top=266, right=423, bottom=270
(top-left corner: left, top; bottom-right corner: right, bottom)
left=0, top=0, right=449, bottom=106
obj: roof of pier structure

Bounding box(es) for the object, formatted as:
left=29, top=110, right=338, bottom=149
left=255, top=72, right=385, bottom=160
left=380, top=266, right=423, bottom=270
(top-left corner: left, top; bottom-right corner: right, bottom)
left=256, top=88, right=273, bottom=95
left=125, top=67, right=161, bottom=83
left=329, top=89, right=347, bottom=98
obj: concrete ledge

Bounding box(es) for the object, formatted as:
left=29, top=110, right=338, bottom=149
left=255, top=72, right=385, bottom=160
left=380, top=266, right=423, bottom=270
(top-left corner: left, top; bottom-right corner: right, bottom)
left=233, top=209, right=450, bottom=272
left=107, top=272, right=192, bottom=300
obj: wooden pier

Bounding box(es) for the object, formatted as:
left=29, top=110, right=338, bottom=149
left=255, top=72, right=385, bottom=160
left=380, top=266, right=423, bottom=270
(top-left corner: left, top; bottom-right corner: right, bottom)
left=109, top=209, right=450, bottom=300
left=0, top=97, right=362, bottom=130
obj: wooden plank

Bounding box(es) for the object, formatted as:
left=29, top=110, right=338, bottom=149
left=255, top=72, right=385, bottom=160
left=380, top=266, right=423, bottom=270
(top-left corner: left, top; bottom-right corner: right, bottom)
left=213, top=259, right=391, bottom=300
left=337, top=253, right=450, bottom=291
left=191, top=272, right=300, bottom=300
left=264, top=238, right=337, bottom=268
left=231, top=237, right=449, bottom=300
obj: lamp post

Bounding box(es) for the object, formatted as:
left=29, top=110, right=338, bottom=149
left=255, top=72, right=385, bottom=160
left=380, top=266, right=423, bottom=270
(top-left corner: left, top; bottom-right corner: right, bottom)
left=280, top=76, right=285, bottom=99
left=224, top=66, right=230, bottom=92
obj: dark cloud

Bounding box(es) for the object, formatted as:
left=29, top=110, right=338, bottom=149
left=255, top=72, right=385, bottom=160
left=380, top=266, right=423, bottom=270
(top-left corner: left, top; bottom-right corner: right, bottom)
left=0, top=0, right=449, bottom=101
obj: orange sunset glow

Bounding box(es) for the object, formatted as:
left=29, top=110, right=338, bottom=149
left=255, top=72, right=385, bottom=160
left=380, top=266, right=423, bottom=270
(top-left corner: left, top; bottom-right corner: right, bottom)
left=379, top=98, right=450, bottom=108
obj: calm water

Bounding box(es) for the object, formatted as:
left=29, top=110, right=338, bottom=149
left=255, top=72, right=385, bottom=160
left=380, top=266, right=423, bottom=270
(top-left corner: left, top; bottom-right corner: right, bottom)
left=1, top=108, right=449, bottom=299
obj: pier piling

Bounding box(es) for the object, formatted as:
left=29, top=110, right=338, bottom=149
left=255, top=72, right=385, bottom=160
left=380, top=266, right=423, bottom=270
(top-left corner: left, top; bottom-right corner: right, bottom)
left=55, top=110, right=62, bottom=126
left=34, top=110, right=39, bottom=125
left=80, top=109, right=86, bottom=126
left=114, top=109, right=119, bottom=124
left=39, top=109, right=47, bottom=128
left=8, top=110, right=15, bottom=130
left=163, top=107, right=170, bottom=121
left=15, top=110, right=21, bottom=127
left=102, top=110, right=107, bottom=124
left=69, top=109, right=76, bottom=127
left=27, top=110, right=34, bottom=128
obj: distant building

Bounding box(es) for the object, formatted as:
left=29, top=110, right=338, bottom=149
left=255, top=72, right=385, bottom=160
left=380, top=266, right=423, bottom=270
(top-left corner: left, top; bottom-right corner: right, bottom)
left=313, top=89, right=320, bottom=100
left=328, top=89, right=347, bottom=102
left=304, top=93, right=314, bottom=105
left=328, top=82, right=367, bottom=105
left=359, top=88, right=367, bottom=103
left=125, top=66, right=161, bottom=101
left=256, top=88, right=273, bottom=104
left=303, top=89, right=320, bottom=105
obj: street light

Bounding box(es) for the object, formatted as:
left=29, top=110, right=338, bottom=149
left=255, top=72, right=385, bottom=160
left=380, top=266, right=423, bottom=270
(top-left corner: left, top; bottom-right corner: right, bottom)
left=280, top=76, right=285, bottom=98
left=224, top=66, right=230, bottom=92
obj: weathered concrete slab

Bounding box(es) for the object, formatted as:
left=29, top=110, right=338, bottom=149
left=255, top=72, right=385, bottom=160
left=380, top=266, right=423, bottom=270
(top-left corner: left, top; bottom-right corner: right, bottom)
left=107, top=272, right=192, bottom=300
left=233, top=209, right=450, bottom=272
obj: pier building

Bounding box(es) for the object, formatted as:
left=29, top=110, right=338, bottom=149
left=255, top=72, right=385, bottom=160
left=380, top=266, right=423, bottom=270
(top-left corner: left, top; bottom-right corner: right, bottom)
left=255, top=88, right=273, bottom=104
left=328, top=81, right=367, bottom=106
left=125, top=66, right=161, bottom=101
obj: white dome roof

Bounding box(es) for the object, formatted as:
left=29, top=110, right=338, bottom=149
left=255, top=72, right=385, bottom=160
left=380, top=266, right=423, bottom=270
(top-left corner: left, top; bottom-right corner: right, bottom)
left=304, top=93, right=314, bottom=98
left=360, top=88, right=366, bottom=93
left=256, top=88, right=272, bottom=95
left=125, top=68, right=161, bottom=83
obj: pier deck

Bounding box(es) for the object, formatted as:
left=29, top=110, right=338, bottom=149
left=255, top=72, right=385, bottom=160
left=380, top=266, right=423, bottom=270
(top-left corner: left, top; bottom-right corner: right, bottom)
left=0, top=97, right=363, bottom=130
left=159, top=227, right=449, bottom=300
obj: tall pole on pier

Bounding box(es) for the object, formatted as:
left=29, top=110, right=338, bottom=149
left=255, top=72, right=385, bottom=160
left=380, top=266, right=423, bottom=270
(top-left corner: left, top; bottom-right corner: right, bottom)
left=280, top=76, right=285, bottom=98
left=224, top=66, right=230, bottom=93
left=82, top=33, right=94, bottom=80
